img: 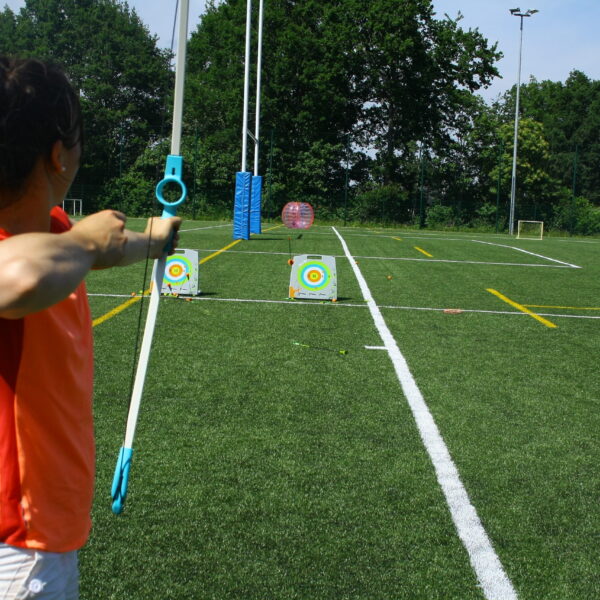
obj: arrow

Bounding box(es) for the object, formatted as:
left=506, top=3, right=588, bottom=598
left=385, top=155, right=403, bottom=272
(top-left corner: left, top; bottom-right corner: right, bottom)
left=292, top=341, right=348, bottom=355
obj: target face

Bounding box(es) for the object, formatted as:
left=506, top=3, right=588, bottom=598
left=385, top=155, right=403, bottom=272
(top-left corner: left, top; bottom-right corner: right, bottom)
left=298, top=261, right=330, bottom=291
left=164, top=254, right=193, bottom=287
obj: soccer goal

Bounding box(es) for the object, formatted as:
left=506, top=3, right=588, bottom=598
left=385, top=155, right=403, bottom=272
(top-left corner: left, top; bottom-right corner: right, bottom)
left=63, top=198, right=83, bottom=216
left=516, top=220, right=543, bottom=240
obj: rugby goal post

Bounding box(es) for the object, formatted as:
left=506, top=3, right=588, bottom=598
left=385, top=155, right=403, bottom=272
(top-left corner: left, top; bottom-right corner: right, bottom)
left=516, top=220, right=543, bottom=240
left=63, top=198, right=83, bottom=216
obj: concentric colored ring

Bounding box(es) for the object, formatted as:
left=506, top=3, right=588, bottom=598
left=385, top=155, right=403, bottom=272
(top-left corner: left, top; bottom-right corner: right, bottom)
left=163, top=255, right=193, bottom=286
left=298, top=261, right=330, bottom=291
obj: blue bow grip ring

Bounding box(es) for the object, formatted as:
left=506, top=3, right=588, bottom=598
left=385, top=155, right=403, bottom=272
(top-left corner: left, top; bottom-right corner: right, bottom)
left=155, top=155, right=187, bottom=218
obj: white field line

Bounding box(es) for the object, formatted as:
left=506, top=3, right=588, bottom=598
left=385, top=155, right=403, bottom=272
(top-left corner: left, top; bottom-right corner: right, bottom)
left=87, top=294, right=600, bottom=321
left=472, top=240, right=581, bottom=269
left=233, top=223, right=598, bottom=245
left=376, top=307, right=600, bottom=320
left=307, top=230, right=477, bottom=242
left=190, top=248, right=572, bottom=269
left=196, top=248, right=291, bottom=257
left=332, top=226, right=518, bottom=600
left=352, top=256, right=571, bottom=268
left=312, top=226, right=600, bottom=246
left=311, top=228, right=526, bottom=243
left=88, top=293, right=362, bottom=309
left=555, top=238, right=600, bottom=244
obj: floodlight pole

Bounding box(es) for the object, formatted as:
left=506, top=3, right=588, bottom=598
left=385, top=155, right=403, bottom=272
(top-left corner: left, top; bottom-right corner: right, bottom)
left=508, top=8, right=538, bottom=235
left=241, top=0, right=252, bottom=172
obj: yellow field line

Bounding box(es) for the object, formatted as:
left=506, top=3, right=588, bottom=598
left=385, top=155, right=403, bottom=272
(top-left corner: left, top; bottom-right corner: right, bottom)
left=92, top=227, right=275, bottom=328
left=199, top=224, right=281, bottom=265
left=414, top=246, right=433, bottom=257
left=486, top=289, right=557, bottom=328
left=524, top=304, right=600, bottom=311
left=199, top=239, right=241, bottom=264
left=92, top=296, right=142, bottom=327
left=393, top=236, right=402, bottom=241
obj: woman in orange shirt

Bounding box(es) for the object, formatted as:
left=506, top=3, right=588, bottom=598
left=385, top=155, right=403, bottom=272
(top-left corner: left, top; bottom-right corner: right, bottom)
left=0, top=56, right=180, bottom=599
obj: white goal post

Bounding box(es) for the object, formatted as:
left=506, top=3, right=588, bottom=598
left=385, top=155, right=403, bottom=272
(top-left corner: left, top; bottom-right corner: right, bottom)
left=63, top=198, right=83, bottom=216
left=516, top=220, right=543, bottom=240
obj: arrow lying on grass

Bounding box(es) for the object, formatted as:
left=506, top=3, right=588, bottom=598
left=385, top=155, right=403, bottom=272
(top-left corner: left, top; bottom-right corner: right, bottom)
left=292, top=341, right=348, bottom=355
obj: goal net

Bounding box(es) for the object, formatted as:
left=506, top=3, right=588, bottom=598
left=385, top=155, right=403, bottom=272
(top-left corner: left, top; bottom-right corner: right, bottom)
left=63, top=198, right=83, bottom=216
left=516, top=220, right=543, bottom=240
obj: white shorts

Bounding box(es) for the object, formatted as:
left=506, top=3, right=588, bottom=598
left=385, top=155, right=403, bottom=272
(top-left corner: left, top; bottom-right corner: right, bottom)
left=0, top=544, right=78, bottom=600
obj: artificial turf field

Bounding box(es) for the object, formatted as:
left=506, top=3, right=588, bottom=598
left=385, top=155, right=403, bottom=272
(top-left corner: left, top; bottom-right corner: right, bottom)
left=82, top=220, right=599, bottom=599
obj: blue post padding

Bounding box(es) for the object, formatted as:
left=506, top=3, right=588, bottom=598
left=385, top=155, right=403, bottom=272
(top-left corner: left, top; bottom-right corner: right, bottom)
left=250, top=175, right=262, bottom=234
left=233, top=172, right=251, bottom=240
left=111, top=446, right=133, bottom=514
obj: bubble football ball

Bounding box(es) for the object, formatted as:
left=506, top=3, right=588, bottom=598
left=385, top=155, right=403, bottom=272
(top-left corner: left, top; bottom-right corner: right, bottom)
left=281, top=202, right=314, bottom=230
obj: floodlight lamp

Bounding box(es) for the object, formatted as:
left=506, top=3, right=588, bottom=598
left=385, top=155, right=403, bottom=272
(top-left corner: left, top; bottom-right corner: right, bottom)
left=509, top=8, right=521, bottom=14
left=527, top=9, right=539, bottom=15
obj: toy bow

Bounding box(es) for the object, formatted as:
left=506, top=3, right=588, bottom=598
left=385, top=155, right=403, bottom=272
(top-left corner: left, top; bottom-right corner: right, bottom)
left=111, top=0, right=190, bottom=514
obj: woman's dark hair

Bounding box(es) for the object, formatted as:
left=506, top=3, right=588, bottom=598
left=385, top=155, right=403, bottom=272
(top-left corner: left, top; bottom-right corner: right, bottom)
left=0, top=56, right=83, bottom=204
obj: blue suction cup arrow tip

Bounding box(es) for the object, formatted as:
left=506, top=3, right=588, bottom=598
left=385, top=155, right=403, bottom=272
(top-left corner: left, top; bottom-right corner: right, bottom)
left=111, top=446, right=133, bottom=515
left=112, top=498, right=124, bottom=514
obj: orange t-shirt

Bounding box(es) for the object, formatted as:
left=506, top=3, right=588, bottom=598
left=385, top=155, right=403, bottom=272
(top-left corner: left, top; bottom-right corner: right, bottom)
left=0, top=206, right=94, bottom=552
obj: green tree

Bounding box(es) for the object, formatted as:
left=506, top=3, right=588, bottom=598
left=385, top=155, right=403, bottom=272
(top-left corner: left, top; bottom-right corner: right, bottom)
left=424, top=93, right=502, bottom=226
left=491, top=118, right=563, bottom=223
left=185, top=0, right=501, bottom=219
left=0, top=0, right=173, bottom=210
left=498, top=71, right=600, bottom=205
left=351, top=5, right=500, bottom=188
left=187, top=0, right=360, bottom=216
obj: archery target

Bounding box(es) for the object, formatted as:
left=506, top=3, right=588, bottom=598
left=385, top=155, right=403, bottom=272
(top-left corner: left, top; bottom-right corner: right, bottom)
left=165, top=255, right=192, bottom=286
left=299, top=261, right=330, bottom=291
left=160, top=249, right=199, bottom=296
left=289, top=255, right=336, bottom=300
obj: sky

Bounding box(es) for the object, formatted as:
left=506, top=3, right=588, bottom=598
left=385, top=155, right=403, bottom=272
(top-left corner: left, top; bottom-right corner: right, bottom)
left=433, top=0, right=600, bottom=100
left=3, top=0, right=600, bottom=102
